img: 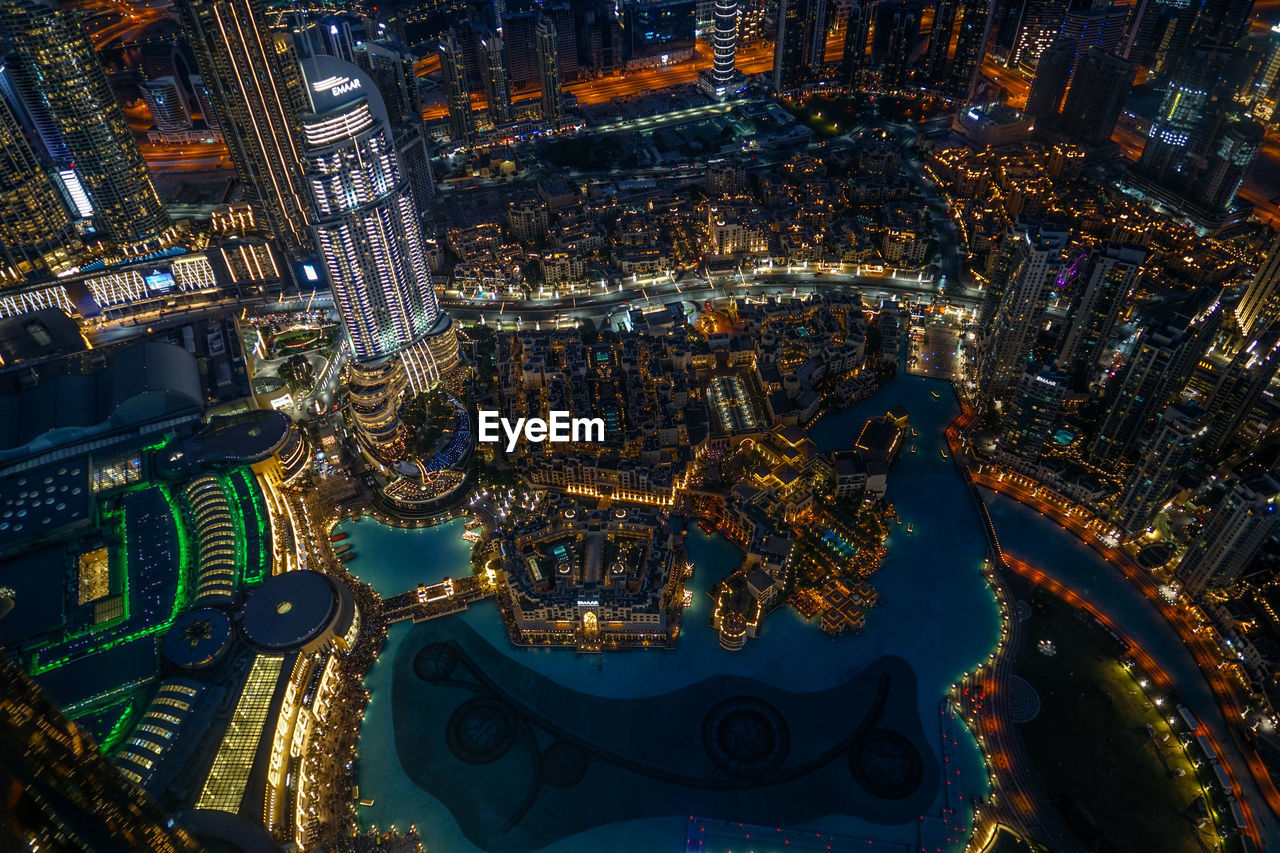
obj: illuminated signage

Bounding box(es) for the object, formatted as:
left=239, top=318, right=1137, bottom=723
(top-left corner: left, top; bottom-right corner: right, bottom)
left=310, top=75, right=362, bottom=97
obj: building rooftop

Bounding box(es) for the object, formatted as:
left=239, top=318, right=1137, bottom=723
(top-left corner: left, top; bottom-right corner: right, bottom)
left=240, top=571, right=343, bottom=653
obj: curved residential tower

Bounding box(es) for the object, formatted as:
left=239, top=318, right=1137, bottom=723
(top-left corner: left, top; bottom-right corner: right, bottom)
left=299, top=56, right=458, bottom=452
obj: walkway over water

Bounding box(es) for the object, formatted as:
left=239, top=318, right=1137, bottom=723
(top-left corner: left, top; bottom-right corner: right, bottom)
left=382, top=574, right=494, bottom=624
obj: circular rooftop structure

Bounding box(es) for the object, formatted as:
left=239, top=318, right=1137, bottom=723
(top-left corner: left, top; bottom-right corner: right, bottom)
left=240, top=570, right=354, bottom=653
left=163, top=608, right=232, bottom=670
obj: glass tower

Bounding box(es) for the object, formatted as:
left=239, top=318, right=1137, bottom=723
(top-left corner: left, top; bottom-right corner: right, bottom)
left=0, top=0, right=171, bottom=250
left=178, top=0, right=312, bottom=251
left=299, top=56, right=455, bottom=385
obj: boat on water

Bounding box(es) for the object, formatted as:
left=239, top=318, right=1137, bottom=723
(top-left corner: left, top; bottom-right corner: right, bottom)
left=910, top=445, right=917, bottom=453
left=330, top=531, right=349, bottom=542
left=930, top=390, right=941, bottom=399
left=906, top=522, right=914, bottom=533
left=940, top=449, right=949, bottom=459
left=334, top=543, right=352, bottom=554
left=358, top=799, right=375, bottom=807
left=339, top=552, right=355, bottom=563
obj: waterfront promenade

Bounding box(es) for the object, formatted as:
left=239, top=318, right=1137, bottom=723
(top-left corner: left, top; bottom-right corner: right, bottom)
left=950, top=445, right=1279, bottom=850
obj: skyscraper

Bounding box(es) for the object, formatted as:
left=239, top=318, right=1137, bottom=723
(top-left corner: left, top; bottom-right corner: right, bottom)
left=979, top=221, right=1069, bottom=402
left=1088, top=292, right=1221, bottom=465
left=1009, top=0, right=1066, bottom=70
left=1112, top=400, right=1204, bottom=535
left=1177, top=474, right=1280, bottom=596
left=299, top=55, right=456, bottom=390
left=872, top=1, right=922, bottom=86
left=1024, top=36, right=1074, bottom=123
left=537, top=16, right=565, bottom=130
left=840, top=1, right=873, bottom=88
left=1058, top=48, right=1135, bottom=148
left=0, top=93, right=79, bottom=283
left=0, top=0, right=170, bottom=250
left=1133, top=0, right=1255, bottom=217
left=1000, top=364, right=1068, bottom=462
left=1196, top=119, right=1263, bottom=212
left=1056, top=242, right=1146, bottom=387
left=700, top=0, right=744, bottom=97
left=178, top=0, right=311, bottom=250
left=480, top=29, right=513, bottom=126
left=948, top=0, right=991, bottom=97
left=1237, top=231, right=1280, bottom=339
left=140, top=77, right=193, bottom=135
left=1203, top=323, right=1280, bottom=450
left=773, top=0, right=825, bottom=93
left=926, top=0, right=960, bottom=85
left=439, top=29, right=475, bottom=146
left=0, top=654, right=201, bottom=852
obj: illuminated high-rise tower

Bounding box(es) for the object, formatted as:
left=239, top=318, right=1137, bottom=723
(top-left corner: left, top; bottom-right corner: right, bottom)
left=1238, top=231, right=1280, bottom=339
left=1177, top=474, right=1280, bottom=596
left=1057, top=242, right=1146, bottom=386
left=0, top=0, right=170, bottom=250
left=773, top=0, right=826, bottom=92
left=978, top=221, right=1068, bottom=402
left=839, top=1, right=873, bottom=88
left=1058, top=47, right=1135, bottom=148
left=1088, top=291, right=1221, bottom=465
left=537, top=16, right=565, bottom=130
left=299, top=56, right=457, bottom=394
left=1133, top=0, right=1255, bottom=217
left=178, top=0, right=312, bottom=250
left=948, top=0, right=991, bottom=97
left=700, top=0, right=745, bottom=97
left=480, top=29, right=513, bottom=126
left=439, top=29, right=475, bottom=146
left=925, top=0, right=960, bottom=85
left=999, top=364, right=1068, bottom=462
left=0, top=94, right=79, bottom=283
left=1203, top=323, right=1280, bottom=449
left=1112, top=401, right=1204, bottom=535
left=0, top=654, right=201, bottom=852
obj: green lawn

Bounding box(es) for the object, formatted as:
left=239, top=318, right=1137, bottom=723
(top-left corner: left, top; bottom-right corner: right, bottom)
left=1015, top=591, right=1217, bottom=853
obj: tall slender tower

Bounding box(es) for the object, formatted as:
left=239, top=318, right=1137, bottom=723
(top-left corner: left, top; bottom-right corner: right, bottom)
left=479, top=29, right=513, bottom=126
left=773, top=0, right=825, bottom=92
left=300, top=56, right=455, bottom=377
left=926, top=0, right=960, bottom=86
left=1058, top=47, right=1135, bottom=148
left=701, top=0, right=744, bottom=97
left=1057, top=242, right=1146, bottom=387
left=872, top=0, right=921, bottom=85
left=1088, top=292, right=1221, bottom=465
left=949, top=0, right=991, bottom=97
left=439, top=29, right=475, bottom=146
left=0, top=0, right=170, bottom=250
left=840, top=1, right=873, bottom=88
left=1203, top=323, right=1280, bottom=449
left=1237, top=230, right=1280, bottom=339
left=979, top=221, right=1069, bottom=402
left=1177, top=474, right=1280, bottom=596
left=0, top=94, right=79, bottom=283
left=0, top=654, right=201, bottom=852
left=1112, top=401, right=1204, bottom=535
left=537, top=16, right=564, bottom=130
left=1024, top=36, right=1073, bottom=123
left=178, top=0, right=311, bottom=251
